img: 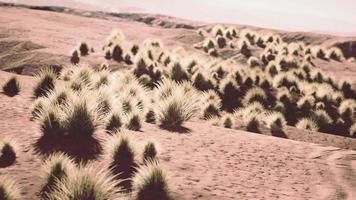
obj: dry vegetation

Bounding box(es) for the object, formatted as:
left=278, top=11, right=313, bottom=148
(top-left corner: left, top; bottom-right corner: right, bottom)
left=1, top=15, right=356, bottom=199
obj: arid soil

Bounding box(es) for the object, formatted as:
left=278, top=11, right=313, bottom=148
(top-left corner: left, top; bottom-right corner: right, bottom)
left=0, top=4, right=356, bottom=200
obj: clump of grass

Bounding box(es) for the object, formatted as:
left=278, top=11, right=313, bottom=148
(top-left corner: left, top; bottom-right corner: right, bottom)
left=338, top=99, right=356, bottom=123
left=112, top=44, right=124, bottom=62
left=132, top=160, right=171, bottom=200
left=47, top=164, right=121, bottom=200
left=219, top=76, right=241, bottom=111
left=78, top=41, right=90, bottom=56
left=70, top=49, right=80, bottom=64
left=33, top=68, right=57, bottom=98
left=38, top=106, right=65, bottom=137
left=244, top=113, right=261, bottom=133
left=242, top=87, right=267, bottom=106
left=0, top=141, right=16, bottom=166
left=203, top=38, right=216, bottom=52
left=192, top=71, right=213, bottom=91
left=145, top=109, right=156, bottom=124
left=313, top=46, right=327, bottom=60
left=296, top=118, right=319, bottom=131
left=216, top=36, right=226, bottom=48
left=222, top=114, right=233, bottom=129
left=143, top=141, right=158, bottom=162
left=2, top=76, right=20, bottom=97
left=350, top=123, right=356, bottom=137
left=247, top=57, right=260, bottom=68
left=297, top=96, right=315, bottom=114
left=41, top=153, right=75, bottom=196
left=0, top=176, right=22, bottom=200
left=125, top=111, right=142, bottom=131
left=169, top=62, right=189, bottom=82
left=155, top=80, right=199, bottom=128
left=339, top=80, right=354, bottom=98
left=208, top=48, right=218, bottom=57
left=105, top=111, right=123, bottom=133
left=105, top=133, right=137, bottom=190
left=212, top=25, right=224, bottom=36
left=264, top=112, right=286, bottom=133
left=238, top=39, right=251, bottom=57
left=327, top=47, right=345, bottom=62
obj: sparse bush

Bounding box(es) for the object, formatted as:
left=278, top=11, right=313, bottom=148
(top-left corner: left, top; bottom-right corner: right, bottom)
left=0, top=176, right=22, bottom=200
left=33, top=68, right=57, bottom=98
left=156, top=81, right=199, bottom=128
left=132, top=160, right=171, bottom=200
left=41, top=153, right=75, bottom=196
left=143, top=141, right=158, bottom=162
left=216, top=36, right=226, bottom=48
left=2, top=76, right=20, bottom=97
left=47, top=165, right=121, bottom=200
left=242, top=87, right=267, bottom=106
left=0, top=141, right=16, bottom=166
left=264, top=112, right=286, bottom=133
left=296, top=118, right=319, bottom=131
left=106, top=133, right=137, bottom=190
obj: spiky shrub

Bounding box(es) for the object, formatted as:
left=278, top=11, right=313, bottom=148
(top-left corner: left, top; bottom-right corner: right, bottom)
left=212, top=25, right=224, bottom=36
left=105, top=133, right=136, bottom=190
left=31, top=97, right=46, bottom=119
left=296, top=118, right=319, bottom=131
left=242, top=87, right=267, bottom=106
left=132, top=160, right=171, bottom=200
left=47, top=164, right=121, bottom=200
left=203, top=38, right=216, bottom=52
left=244, top=113, right=261, bottom=133
left=339, top=80, right=354, bottom=98
left=105, top=111, right=122, bottom=133
left=297, top=96, right=315, bottom=115
left=216, top=36, right=226, bottom=48
left=170, top=62, right=189, bottom=82
left=0, top=141, right=16, bottom=166
left=265, top=61, right=279, bottom=77
left=2, top=76, right=20, bottom=97
left=70, top=49, right=80, bottom=64
left=0, top=176, right=22, bottom=200
left=192, top=71, right=213, bottom=91
left=338, top=99, right=356, bottom=123
left=208, top=48, right=218, bottom=57
left=134, top=57, right=148, bottom=77
left=247, top=57, right=260, bottom=68
left=126, top=112, right=142, bottom=131
left=222, top=114, right=233, bottom=129
left=313, top=46, right=327, bottom=60
left=131, top=44, right=140, bottom=56
left=219, top=76, right=241, bottom=111
left=327, top=47, right=345, bottom=62
left=61, top=94, right=98, bottom=138
left=33, top=68, right=57, bottom=98
left=312, top=110, right=333, bottom=131
left=203, top=103, right=220, bottom=119
left=143, top=141, right=158, bottom=162
left=41, top=153, right=75, bottom=196
left=238, top=39, right=251, bottom=57
left=155, top=81, right=199, bottom=128
left=350, top=123, right=356, bottom=137
left=264, top=112, right=286, bottom=133
left=145, top=109, right=156, bottom=123
left=112, top=44, right=123, bottom=62
left=78, top=41, right=90, bottom=56
left=38, top=106, right=65, bottom=137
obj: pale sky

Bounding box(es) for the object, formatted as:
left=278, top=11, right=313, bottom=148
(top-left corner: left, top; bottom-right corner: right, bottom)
left=4, top=0, right=356, bottom=35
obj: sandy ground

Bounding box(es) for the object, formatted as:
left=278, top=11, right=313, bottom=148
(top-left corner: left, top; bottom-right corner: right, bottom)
left=1, top=5, right=356, bottom=200
left=1, top=71, right=356, bottom=200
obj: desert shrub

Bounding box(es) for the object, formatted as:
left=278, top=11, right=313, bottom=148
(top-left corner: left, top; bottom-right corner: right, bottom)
left=203, top=103, right=220, bottom=119
left=208, top=48, right=218, bottom=57
left=238, top=39, right=251, bottom=57
left=145, top=109, right=156, bottom=124
left=38, top=106, right=65, bottom=137
left=216, top=36, right=226, bottom=48
left=338, top=99, right=356, bottom=123
left=31, top=97, right=46, bottom=119
left=265, top=61, right=279, bottom=77
left=296, top=118, right=319, bottom=131
left=78, top=41, right=90, bottom=56
left=244, top=113, right=261, bottom=133
left=242, top=87, right=267, bottom=106
left=132, top=160, right=171, bottom=200
left=33, top=68, right=57, bottom=98
left=297, top=96, right=315, bottom=115
left=203, top=38, right=216, bottom=52
left=134, top=57, right=148, bottom=77
left=170, top=62, right=189, bottom=82
left=274, top=101, right=287, bottom=116
left=273, top=73, right=298, bottom=90
left=61, top=94, right=99, bottom=138
left=264, top=112, right=286, bottom=133
left=219, top=77, right=242, bottom=111
left=2, top=76, right=20, bottom=97
left=192, top=71, right=213, bottom=91
left=41, top=153, right=75, bottom=196
left=327, top=47, right=345, bottom=62
left=212, top=25, right=224, bottom=36
left=155, top=80, right=199, bottom=128
left=47, top=164, right=121, bottom=200
left=125, top=112, right=142, bottom=131
left=143, top=141, right=158, bottom=162
left=312, top=110, right=333, bottom=131
left=339, top=80, right=354, bottom=98
left=222, top=114, right=233, bottom=129
left=0, top=141, right=16, bottom=166
left=247, top=57, right=260, bottom=68
left=70, top=49, right=80, bottom=64
left=256, top=37, right=266, bottom=48
left=112, top=44, right=123, bottom=62
left=278, top=56, right=299, bottom=71
left=131, top=44, right=140, bottom=55
left=105, top=111, right=123, bottom=133
left=105, top=133, right=137, bottom=190
left=0, top=176, right=22, bottom=200
left=124, top=53, right=133, bottom=65
left=313, top=46, right=327, bottom=60
left=350, top=123, right=356, bottom=137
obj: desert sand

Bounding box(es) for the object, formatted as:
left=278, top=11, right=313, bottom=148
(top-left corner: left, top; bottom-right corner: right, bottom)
left=0, top=3, right=356, bottom=200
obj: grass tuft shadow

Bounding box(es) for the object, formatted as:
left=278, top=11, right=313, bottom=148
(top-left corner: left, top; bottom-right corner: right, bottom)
left=271, top=130, right=288, bottom=138
left=159, top=125, right=191, bottom=134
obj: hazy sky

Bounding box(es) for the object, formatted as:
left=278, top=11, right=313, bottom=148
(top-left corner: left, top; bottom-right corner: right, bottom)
left=5, top=0, right=356, bottom=35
